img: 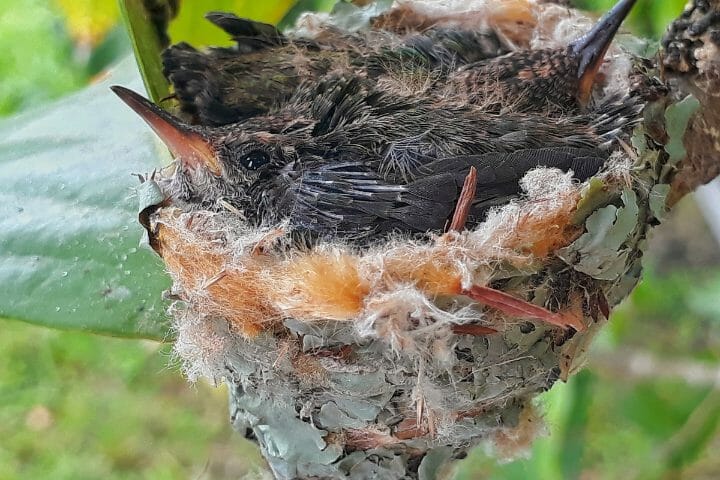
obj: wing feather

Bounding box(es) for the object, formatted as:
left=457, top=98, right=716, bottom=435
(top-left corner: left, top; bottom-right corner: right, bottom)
left=276, top=147, right=606, bottom=237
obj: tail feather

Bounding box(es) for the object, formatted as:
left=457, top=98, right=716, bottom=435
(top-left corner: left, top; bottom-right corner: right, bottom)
left=204, top=12, right=284, bottom=51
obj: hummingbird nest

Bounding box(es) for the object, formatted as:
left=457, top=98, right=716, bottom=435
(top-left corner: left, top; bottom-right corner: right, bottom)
left=146, top=154, right=637, bottom=478
left=121, top=0, right=718, bottom=478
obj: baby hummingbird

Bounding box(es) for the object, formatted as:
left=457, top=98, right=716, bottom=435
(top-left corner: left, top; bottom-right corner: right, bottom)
left=162, top=0, right=636, bottom=126
left=113, top=0, right=640, bottom=243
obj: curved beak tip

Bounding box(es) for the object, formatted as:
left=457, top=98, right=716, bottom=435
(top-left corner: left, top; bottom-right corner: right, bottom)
left=571, top=0, right=637, bottom=104
left=110, top=86, right=221, bottom=175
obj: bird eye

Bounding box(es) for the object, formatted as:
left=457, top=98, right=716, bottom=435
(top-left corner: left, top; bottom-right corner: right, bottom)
left=240, top=149, right=270, bottom=170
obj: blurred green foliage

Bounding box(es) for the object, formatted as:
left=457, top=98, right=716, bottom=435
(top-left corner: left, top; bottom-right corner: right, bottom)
left=2, top=0, right=720, bottom=479
left=167, top=0, right=298, bottom=46
left=0, top=0, right=81, bottom=115
left=0, top=0, right=129, bottom=116
left=578, top=0, right=686, bottom=39
left=0, top=320, right=264, bottom=479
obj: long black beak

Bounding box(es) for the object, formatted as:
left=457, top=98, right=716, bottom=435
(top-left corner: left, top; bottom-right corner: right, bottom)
left=111, top=86, right=221, bottom=175
left=570, top=0, right=637, bottom=105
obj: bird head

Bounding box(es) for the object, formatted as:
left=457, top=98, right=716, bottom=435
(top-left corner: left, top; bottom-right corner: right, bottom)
left=569, top=0, right=637, bottom=106
left=111, top=86, right=293, bottom=208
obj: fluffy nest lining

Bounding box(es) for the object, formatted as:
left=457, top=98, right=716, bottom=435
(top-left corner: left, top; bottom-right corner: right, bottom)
left=148, top=164, right=628, bottom=379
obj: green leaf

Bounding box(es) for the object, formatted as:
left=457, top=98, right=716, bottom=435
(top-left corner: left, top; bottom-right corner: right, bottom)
left=0, top=0, right=86, bottom=116
left=661, top=389, right=720, bottom=471
left=559, top=370, right=595, bottom=479
left=168, top=0, right=298, bottom=47
left=0, top=57, right=171, bottom=340
left=118, top=0, right=171, bottom=103
left=625, top=384, right=720, bottom=479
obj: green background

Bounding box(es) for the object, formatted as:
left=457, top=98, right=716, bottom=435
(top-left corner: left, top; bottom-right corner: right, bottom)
left=4, top=0, right=720, bottom=478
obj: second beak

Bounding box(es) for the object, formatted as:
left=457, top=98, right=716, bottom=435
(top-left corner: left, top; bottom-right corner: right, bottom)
left=570, top=0, right=637, bottom=106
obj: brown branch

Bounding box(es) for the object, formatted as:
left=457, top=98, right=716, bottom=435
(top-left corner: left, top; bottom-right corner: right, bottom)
left=662, top=0, right=720, bottom=204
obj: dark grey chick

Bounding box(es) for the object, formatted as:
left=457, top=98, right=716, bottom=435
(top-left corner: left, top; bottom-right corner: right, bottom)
left=112, top=71, right=640, bottom=243
left=162, top=13, right=511, bottom=126
left=162, top=0, right=637, bottom=129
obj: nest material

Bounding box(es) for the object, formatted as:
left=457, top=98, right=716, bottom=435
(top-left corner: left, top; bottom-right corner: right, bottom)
left=157, top=168, right=586, bottom=339
left=144, top=157, right=649, bottom=479
left=133, top=1, right=714, bottom=478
